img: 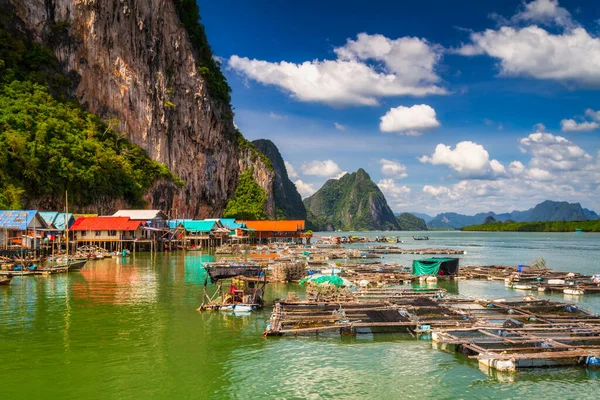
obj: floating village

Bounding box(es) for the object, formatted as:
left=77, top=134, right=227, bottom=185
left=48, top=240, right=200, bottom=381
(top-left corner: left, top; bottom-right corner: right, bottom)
left=2, top=209, right=600, bottom=374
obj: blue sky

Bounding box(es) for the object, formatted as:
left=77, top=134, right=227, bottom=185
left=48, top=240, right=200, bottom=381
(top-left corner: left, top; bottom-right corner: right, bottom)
left=198, top=0, right=600, bottom=215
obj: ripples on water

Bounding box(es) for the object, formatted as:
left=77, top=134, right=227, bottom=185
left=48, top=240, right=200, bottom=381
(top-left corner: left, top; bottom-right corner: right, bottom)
left=1, top=233, right=600, bottom=399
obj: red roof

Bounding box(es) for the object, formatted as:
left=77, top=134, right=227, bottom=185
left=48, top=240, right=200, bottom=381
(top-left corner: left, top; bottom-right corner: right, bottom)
left=70, top=217, right=142, bottom=231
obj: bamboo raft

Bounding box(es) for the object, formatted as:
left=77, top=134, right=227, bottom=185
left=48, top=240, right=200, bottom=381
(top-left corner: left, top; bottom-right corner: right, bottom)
left=369, top=248, right=466, bottom=255
left=264, top=288, right=464, bottom=337
left=433, top=298, right=600, bottom=372
left=264, top=292, right=600, bottom=372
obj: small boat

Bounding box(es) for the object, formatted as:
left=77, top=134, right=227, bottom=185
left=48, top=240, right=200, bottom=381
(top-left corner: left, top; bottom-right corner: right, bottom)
left=67, top=260, right=88, bottom=271
left=0, top=274, right=13, bottom=285
left=511, top=283, right=533, bottom=290
left=413, top=236, right=429, bottom=241
left=564, top=288, right=584, bottom=295
left=219, top=304, right=254, bottom=312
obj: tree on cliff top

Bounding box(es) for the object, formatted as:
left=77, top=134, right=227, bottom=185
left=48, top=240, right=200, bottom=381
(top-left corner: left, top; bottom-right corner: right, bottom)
left=223, top=169, right=267, bottom=220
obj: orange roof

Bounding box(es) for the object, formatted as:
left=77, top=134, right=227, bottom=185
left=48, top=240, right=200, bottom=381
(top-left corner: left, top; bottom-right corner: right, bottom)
left=240, top=220, right=305, bottom=232
left=70, top=217, right=142, bottom=231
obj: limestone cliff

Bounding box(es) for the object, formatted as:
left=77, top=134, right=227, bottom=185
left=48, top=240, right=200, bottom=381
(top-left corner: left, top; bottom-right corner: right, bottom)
left=9, top=0, right=274, bottom=218
left=252, top=140, right=306, bottom=220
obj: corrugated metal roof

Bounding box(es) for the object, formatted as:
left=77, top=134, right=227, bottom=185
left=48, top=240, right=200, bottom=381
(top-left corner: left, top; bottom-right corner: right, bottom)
left=240, top=220, right=305, bottom=232
left=112, top=210, right=168, bottom=220
left=39, top=212, right=74, bottom=230
left=204, top=218, right=247, bottom=229
left=70, top=217, right=142, bottom=231
left=168, top=219, right=192, bottom=229
left=180, top=220, right=218, bottom=233
left=0, top=210, right=47, bottom=230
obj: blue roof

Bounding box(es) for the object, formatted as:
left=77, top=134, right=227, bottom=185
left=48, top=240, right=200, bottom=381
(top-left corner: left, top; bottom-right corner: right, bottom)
left=168, top=219, right=193, bottom=229
left=205, top=218, right=247, bottom=229
left=39, top=212, right=74, bottom=230
left=0, top=210, right=47, bottom=230
left=180, top=220, right=218, bottom=233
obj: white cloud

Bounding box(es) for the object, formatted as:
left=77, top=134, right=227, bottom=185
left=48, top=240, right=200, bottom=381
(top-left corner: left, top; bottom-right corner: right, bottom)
left=409, top=131, right=600, bottom=214
left=379, top=158, right=408, bottom=179
left=423, top=185, right=452, bottom=197
left=457, top=25, right=600, bottom=86
left=585, top=109, right=600, bottom=121
left=560, top=119, right=600, bottom=132
left=294, top=180, right=316, bottom=198
left=269, top=111, right=287, bottom=120
left=525, top=167, right=554, bottom=181
left=509, top=161, right=526, bottom=175
left=419, top=141, right=506, bottom=179
left=519, top=132, right=592, bottom=171
left=300, top=160, right=343, bottom=178
left=377, top=179, right=411, bottom=209
left=228, top=33, right=447, bottom=107
left=284, top=161, right=299, bottom=179
left=379, top=104, right=441, bottom=135
left=334, top=122, right=347, bottom=131
left=511, top=0, right=574, bottom=28
left=333, top=171, right=349, bottom=179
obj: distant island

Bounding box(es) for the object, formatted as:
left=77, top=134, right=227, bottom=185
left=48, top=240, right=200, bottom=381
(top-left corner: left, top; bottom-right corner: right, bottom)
left=462, top=220, right=600, bottom=232
left=424, top=200, right=598, bottom=229
left=304, top=169, right=400, bottom=231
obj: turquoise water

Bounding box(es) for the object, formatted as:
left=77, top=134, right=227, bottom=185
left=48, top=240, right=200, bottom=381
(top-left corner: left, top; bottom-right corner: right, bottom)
left=1, top=232, right=600, bottom=399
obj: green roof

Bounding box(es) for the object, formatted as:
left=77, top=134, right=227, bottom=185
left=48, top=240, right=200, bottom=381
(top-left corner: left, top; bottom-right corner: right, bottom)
left=180, top=220, right=218, bottom=233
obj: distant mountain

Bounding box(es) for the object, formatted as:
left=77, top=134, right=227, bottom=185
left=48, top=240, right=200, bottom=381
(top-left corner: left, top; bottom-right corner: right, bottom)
left=410, top=212, right=433, bottom=223
left=528, top=200, right=597, bottom=222
left=304, top=169, right=399, bottom=231
left=252, top=139, right=306, bottom=220
left=396, top=213, right=428, bottom=231
left=428, top=200, right=598, bottom=229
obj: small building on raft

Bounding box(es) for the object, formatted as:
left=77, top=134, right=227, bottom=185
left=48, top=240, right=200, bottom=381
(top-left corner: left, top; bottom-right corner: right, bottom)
left=168, top=219, right=230, bottom=249
left=205, top=219, right=253, bottom=243
left=239, top=220, right=307, bottom=243
left=0, top=210, right=49, bottom=249
left=113, top=210, right=170, bottom=250
left=70, top=216, right=154, bottom=251
left=412, top=257, right=460, bottom=277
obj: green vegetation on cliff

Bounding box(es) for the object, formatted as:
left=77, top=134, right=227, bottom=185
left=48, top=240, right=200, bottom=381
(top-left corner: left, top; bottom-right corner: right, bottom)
left=251, top=139, right=306, bottom=220
left=0, top=14, right=180, bottom=209
left=461, top=220, right=600, bottom=232
left=304, top=169, right=399, bottom=231
left=223, top=169, right=267, bottom=220
left=174, top=0, right=231, bottom=105
left=396, top=213, right=428, bottom=231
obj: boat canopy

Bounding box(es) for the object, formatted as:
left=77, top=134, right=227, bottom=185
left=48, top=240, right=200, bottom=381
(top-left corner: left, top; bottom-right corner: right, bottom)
left=412, top=257, right=459, bottom=276
left=299, top=275, right=346, bottom=287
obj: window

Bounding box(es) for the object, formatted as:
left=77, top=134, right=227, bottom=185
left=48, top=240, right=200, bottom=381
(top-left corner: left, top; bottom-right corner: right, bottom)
left=109, top=230, right=117, bottom=236
left=81, top=231, right=87, bottom=237
left=95, top=231, right=101, bottom=236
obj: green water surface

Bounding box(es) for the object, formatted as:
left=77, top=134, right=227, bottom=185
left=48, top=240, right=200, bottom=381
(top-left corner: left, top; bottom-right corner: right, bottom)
left=2, top=232, right=600, bottom=399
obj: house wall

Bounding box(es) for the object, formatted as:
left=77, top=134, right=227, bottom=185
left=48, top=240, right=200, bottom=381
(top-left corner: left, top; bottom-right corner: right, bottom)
left=75, top=228, right=143, bottom=241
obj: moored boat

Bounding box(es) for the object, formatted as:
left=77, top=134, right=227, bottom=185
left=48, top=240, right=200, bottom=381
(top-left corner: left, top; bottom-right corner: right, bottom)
left=0, top=273, right=13, bottom=285
left=511, top=283, right=533, bottom=290
left=564, top=288, right=584, bottom=295
left=67, top=260, right=88, bottom=271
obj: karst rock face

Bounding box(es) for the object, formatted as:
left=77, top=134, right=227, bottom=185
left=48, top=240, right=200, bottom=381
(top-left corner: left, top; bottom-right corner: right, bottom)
left=10, top=0, right=274, bottom=218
